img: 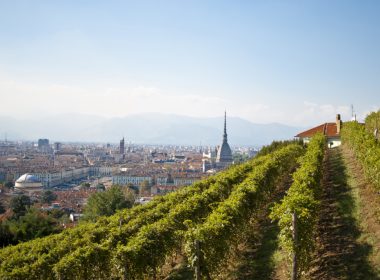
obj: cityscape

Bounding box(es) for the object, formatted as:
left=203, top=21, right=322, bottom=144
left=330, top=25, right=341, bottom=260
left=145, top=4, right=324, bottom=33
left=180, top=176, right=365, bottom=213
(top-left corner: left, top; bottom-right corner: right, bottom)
left=0, top=113, right=257, bottom=223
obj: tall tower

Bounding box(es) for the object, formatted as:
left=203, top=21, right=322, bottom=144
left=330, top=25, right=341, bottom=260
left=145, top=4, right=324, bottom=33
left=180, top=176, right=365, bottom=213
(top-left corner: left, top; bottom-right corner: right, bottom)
left=120, top=137, right=125, bottom=155
left=216, top=111, right=233, bottom=167
left=223, top=110, right=228, bottom=143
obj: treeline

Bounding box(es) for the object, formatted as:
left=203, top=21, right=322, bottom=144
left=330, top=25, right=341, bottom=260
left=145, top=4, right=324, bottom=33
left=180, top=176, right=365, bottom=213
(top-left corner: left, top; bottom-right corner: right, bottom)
left=0, top=193, right=65, bottom=247
left=0, top=185, right=136, bottom=248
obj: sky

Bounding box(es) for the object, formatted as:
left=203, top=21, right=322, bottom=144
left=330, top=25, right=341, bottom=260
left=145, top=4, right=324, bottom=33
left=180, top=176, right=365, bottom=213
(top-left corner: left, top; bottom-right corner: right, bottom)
left=0, top=0, right=379, bottom=126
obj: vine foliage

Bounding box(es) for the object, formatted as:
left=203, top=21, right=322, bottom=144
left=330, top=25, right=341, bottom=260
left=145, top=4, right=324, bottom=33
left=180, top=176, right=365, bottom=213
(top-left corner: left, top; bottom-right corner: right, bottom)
left=341, top=119, right=380, bottom=190
left=270, top=133, right=326, bottom=275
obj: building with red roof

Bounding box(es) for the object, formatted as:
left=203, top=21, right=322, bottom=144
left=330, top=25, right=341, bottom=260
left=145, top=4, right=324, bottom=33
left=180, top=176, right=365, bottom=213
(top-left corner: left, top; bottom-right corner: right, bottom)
left=295, top=114, right=342, bottom=148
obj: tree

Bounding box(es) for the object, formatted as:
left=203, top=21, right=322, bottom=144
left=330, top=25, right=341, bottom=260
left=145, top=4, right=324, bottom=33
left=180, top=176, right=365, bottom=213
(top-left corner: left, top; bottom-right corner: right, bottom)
left=95, top=183, right=105, bottom=191
left=4, top=181, right=13, bottom=189
left=83, top=185, right=134, bottom=221
left=232, top=153, right=249, bottom=164
left=122, top=187, right=136, bottom=205
left=127, top=183, right=139, bottom=194
left=80, top=182, right=91, bottom=189
left=0, top=201, right=5, bottom=214
left=140, top=180, right=151, bottom=196
left=6, top=207, right=60, bottom=243
left=41, top=190, right=57, bottom=204
left=0, top=221, right=13, bottom=247
left=10, top=195, right=31, bottom=218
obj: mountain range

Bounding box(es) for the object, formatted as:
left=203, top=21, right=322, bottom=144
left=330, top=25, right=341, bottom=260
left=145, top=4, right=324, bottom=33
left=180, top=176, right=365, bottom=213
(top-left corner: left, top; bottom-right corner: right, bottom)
left=0, top=113, right=303, bottom=146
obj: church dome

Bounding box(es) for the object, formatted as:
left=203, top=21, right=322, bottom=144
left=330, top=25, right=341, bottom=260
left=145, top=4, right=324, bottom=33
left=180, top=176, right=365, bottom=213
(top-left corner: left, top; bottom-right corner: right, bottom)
left=16, top=174, right=41, bottom=183
left=15, top=173, right=43, bottom=192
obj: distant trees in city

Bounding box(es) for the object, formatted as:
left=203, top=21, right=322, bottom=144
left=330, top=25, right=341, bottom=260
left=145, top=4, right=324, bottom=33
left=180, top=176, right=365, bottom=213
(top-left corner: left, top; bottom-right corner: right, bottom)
left=80, top=182, right=91, bottom=189
left=0, top=196, right=65, bottom=247
left=41, top=190, right=57, bottom=204
left=0, top=201, right=5, bottom=214
left=10, top=195, right=31, bottom=218
left=127, top=183, right=139, bottom=194
left=4, top=181, right=14, bottom=189
left=95, top=183, right=106, bottom=191
left=232, top=153, right=250, bottom=163
left=140, top=179, right=151, bottom=196
left=0, top=221, right=13, bottom=246
left=83, top=185, right=135, bottom=221
left=5, top=207, right=60, bottom=243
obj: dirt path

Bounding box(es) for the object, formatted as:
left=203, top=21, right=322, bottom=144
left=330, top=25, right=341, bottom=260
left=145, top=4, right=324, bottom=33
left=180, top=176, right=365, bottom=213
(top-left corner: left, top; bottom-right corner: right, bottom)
left=308, top=147, right=379, bottom=280
left=341, top=144, right=380, bottom=275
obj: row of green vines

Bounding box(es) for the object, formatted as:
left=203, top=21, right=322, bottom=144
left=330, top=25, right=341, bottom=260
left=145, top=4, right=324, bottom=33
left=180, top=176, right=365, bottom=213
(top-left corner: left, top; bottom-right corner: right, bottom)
left=341, top=120, right=380, bottom=190
left=270, top=133, right=326, bottom=276
left=184, top=144, right=304, bottom=278
left=1, top=142, right=275, bottom=279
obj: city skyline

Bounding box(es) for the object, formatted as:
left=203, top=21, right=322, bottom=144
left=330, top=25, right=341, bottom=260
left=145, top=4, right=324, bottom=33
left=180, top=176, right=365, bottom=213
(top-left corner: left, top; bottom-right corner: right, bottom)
left=1, top=1, right=380, bottom=126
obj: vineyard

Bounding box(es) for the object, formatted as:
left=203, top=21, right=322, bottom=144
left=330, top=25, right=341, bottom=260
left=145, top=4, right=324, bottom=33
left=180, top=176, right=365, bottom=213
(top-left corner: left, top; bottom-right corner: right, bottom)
left=1, top=114, right=380, bottom=279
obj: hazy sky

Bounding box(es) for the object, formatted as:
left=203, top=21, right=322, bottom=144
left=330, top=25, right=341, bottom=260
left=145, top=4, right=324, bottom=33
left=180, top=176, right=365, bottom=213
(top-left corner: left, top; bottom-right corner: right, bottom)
left=1, top=0, right=379, bottom=126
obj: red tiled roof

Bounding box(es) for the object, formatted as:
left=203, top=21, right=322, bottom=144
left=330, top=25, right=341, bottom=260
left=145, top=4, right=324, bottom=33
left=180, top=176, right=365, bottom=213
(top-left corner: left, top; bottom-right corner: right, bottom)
left=296, top=122, right=339, bottom=138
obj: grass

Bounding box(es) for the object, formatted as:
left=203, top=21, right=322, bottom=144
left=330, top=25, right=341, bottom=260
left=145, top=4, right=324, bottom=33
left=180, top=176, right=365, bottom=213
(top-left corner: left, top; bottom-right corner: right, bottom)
left=308, top=147, right=380, bottom=280
left=342, top=144, right=380, bottom=277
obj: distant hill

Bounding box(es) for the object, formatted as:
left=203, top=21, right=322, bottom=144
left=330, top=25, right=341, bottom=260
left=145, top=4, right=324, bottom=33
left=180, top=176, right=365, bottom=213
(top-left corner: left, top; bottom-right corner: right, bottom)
left=0, top=113, right=303, bottom=146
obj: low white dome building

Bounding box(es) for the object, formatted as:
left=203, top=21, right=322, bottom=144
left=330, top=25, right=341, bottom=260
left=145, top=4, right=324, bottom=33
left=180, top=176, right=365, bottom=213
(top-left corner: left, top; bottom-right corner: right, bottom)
left=15, top=174, right=43, bottom=192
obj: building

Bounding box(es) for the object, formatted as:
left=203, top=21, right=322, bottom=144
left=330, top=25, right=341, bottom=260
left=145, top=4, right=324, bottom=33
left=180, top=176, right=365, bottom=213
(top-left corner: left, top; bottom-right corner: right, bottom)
left=38, top=139, right=49, bottom=148
left=295, top=114, right=342, bottom=148
left=120, top=137, right=125, bottom=155
left=54, top=142, right=62, bottom=152
left=38, top=139, right=50, bottom=153
left=112, top=174, right=152, bottom=186
left=14, top=173, right=43, bottom=193
left=216, top=111, right=233, bottom=168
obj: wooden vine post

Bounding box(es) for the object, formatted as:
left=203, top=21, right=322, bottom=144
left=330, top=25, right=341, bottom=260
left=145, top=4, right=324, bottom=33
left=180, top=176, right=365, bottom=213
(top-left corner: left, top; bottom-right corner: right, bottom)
left=291, top=212, right=298, bottom=280
left=194, top=240, right=201, bottom=280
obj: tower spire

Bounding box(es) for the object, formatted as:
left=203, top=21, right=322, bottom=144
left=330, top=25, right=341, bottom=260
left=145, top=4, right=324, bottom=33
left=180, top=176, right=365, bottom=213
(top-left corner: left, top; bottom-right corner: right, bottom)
left=223, top=110, right=227, bottom=142
left=216, top=110, right=233, bottom=166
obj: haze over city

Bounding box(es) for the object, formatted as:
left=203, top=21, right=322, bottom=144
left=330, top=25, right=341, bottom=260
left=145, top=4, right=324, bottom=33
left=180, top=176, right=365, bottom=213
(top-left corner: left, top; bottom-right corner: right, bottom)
left=1, top=0, right=379, bottom=130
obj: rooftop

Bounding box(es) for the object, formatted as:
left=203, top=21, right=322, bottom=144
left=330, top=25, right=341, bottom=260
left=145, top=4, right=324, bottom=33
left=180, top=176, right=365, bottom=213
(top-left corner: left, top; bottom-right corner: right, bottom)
left=295, top=122, right=339, bottom=138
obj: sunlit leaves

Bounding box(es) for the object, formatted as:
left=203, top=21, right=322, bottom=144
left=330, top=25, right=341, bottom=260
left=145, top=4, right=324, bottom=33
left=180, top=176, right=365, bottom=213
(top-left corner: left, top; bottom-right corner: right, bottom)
left=270, top=133, right=326, bottom=274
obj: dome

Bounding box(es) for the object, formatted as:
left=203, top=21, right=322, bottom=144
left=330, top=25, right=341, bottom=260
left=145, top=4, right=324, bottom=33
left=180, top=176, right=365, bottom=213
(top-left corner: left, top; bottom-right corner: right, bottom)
left=15, top=173, right=43, bottom=192
left=16, top=174, right=41, bottom=183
